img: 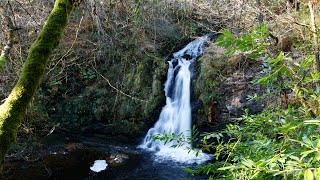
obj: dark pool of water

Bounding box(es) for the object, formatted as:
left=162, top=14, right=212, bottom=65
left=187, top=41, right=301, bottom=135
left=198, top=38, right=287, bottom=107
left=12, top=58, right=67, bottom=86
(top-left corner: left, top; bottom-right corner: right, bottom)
left=87, top=152, right=205, bottom=180
left=2, top=136, right=209, bottom=180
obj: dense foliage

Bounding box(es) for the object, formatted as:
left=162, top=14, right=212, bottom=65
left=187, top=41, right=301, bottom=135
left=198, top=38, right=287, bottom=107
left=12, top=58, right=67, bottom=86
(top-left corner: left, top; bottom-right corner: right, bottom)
left=185, top=24, right=320, bottom=179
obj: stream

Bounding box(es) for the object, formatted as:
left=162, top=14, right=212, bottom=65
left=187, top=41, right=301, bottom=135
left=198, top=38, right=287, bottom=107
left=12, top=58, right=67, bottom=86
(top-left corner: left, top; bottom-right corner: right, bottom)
left=2, top=134, right=210, bottom=180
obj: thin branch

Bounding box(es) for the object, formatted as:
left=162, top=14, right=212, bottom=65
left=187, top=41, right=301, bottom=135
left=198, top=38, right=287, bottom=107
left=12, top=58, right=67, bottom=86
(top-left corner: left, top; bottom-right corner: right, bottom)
left=14, top=0, right=41, bottom=28
left=91, top=57, right=149, bottom=103
left=308, top=0, right=320, bottom=72
left=47, top=14, right=84, bottom=76
left=293, top=21, right=312, bottom=31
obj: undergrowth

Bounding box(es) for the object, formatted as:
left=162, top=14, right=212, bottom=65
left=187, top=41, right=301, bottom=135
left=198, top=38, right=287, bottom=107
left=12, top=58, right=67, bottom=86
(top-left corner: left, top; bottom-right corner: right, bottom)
left=189, top=107, right=320, bottom=179
left=158, top=22, right=320, bottom=179
left=195, top=23, right=320, bottom=179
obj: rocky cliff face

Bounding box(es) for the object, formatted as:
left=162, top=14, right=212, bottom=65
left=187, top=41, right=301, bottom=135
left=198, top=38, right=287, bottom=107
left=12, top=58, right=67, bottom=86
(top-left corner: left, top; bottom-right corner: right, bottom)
left=193, top=44, right=266, bottom=129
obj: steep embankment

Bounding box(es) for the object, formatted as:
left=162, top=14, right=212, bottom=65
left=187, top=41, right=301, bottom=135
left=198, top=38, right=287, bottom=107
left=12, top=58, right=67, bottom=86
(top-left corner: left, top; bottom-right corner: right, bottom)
left=0, top=0, right=221, bottom=139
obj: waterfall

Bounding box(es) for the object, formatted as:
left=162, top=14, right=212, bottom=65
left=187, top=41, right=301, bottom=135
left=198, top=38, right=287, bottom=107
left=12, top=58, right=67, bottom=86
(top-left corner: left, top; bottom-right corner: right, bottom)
left=138, top=35, right=213, bottom=164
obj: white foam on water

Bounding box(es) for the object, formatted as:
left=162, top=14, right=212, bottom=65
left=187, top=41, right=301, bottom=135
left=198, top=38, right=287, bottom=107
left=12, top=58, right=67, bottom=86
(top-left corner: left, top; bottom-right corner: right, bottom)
left=90, top=160, right=108, bottom=172
left=154, top=147, right=212, bottom=164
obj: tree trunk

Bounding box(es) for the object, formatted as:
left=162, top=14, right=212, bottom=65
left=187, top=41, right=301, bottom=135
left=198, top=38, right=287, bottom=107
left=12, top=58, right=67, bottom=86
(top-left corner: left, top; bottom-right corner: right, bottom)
left=308, top=1, right=320, bottom=73
left=0, top=0, right=74, bottom=173
left=0, top=7, right=15, bottom=74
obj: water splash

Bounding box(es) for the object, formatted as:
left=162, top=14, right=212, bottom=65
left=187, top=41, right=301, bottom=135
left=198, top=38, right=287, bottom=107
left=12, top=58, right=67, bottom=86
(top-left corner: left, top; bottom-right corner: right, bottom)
left=138, top=36, right=213, bottom=164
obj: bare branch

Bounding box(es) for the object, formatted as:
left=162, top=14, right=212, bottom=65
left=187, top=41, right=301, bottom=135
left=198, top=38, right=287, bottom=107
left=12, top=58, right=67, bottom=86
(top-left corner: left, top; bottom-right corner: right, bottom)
left=0, top=5, right=15, bottom=74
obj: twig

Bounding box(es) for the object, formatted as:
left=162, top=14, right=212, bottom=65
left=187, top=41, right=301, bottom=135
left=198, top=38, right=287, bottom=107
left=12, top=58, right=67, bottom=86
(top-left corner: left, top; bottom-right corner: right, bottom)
left=45, top=123, right=60, bottom=137
left=14, top=0, right=41, bottom=27
left=91, top=57, right=149, bottom=103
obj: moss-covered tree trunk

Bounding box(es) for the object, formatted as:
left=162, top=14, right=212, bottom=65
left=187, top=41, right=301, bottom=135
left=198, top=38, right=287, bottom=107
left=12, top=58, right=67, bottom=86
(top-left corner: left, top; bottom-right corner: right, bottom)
left=0, top=0, right=75, bottom=173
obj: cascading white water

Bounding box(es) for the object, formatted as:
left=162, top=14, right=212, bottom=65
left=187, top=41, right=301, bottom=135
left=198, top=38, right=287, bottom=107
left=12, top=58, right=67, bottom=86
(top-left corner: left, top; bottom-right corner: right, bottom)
left=138, top=36, right=213, bottom=164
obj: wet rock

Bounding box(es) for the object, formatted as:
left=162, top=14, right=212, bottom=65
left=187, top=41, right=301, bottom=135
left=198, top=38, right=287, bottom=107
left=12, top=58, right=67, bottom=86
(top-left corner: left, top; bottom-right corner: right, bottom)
left=109, top=152, right=129, bottom=166
left=218, top=62, right=265, bottom=119
left=191, top=100, right=203, bottom=112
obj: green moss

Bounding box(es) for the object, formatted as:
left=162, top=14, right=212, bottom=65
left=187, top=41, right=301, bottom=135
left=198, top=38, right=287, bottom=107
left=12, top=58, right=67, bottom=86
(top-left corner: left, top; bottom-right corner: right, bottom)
left=194, top=48, right=228, bottom=101
left=0, top=0, right=74, bottom=173
left=0, top=56, right=5, bottom=74
left=192, top=45, right=233, bottom=124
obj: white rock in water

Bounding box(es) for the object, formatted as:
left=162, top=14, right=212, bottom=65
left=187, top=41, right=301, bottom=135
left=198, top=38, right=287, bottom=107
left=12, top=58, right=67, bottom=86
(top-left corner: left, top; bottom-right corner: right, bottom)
left=90, top=160, right=108, bottom=172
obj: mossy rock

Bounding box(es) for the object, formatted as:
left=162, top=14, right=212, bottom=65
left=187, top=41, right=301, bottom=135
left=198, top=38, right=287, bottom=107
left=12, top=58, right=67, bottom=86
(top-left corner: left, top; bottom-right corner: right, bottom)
left=193, top=44, right=246, bottom=126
